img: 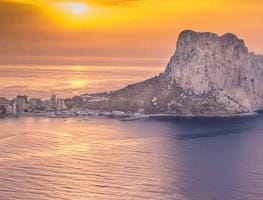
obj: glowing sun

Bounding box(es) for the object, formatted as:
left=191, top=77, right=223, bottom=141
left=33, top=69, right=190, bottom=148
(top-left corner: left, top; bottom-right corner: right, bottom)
left=54, top=2, right=88, bottom=15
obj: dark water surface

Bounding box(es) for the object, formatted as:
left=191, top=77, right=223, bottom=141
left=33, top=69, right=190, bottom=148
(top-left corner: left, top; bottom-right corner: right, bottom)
left=1, top=115, right=263, bottom=200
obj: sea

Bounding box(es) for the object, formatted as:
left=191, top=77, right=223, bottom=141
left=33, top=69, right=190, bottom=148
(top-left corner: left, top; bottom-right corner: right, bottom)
left=0, top=65, right=162, bottom=99
left=1, top=65, right=263, bottom=199
left=1, top=115, right=263, bottom=200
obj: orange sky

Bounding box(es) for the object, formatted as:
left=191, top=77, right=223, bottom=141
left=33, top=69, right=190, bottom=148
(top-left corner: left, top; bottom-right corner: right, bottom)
left=0, top=0, right=263, bottom=66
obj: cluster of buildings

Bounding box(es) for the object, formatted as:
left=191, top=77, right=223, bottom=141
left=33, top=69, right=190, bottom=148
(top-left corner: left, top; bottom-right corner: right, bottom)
left=0, top=94, right=68, bottom=115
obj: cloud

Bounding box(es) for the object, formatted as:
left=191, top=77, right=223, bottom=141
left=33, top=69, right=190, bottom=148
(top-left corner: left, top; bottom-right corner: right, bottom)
left=0, top=1, right=46, bottom=29
left=12, top=0, right=142, bottom=7
left=0, top=0, right=141, bottom=30
left=86, top=0, right=141, bottom=6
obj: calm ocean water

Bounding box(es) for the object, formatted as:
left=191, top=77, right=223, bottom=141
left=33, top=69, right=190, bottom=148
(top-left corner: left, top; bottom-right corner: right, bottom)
left=1, top=115, right=263, bottom=200
left=0, top=65, right=162, bottom=99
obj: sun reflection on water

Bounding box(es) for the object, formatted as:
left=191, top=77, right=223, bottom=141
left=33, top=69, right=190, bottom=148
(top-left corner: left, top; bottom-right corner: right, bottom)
left=0, top=65, right=162, bottom=99
left=69, top=79, right=87, bottom=88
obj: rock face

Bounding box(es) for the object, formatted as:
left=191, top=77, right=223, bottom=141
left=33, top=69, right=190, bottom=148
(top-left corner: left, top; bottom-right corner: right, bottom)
left=165, top=30, right=263, bottom=113
left=76, top=30, right=263, bottom=115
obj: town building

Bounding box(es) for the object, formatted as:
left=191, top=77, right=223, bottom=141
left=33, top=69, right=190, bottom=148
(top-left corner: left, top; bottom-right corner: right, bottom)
left=0, top=106, right=6, bottom=115
left=29, top=98, right=42, bottom=110
left=0, top=97, right=11, bottom=115
left=15, top=95, right=28, bottom=112
left=40, top=100, right=50, bottom=111
left=57, top=99, right=67, bottom=110
left=50, top=94, right=57, bottom=110
left=6, top=106, right=13, bottom=114
left=0, top=97, right=10, bottom=107
left=16, top=95, right=27, bottom=104
left=12, top=102, right=17, bottom=113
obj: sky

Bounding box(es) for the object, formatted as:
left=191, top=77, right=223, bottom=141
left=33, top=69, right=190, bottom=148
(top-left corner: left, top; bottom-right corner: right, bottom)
left=0, top=0, right=263, bottom=66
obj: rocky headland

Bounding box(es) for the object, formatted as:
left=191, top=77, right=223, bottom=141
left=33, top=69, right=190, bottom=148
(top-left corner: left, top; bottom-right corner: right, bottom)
left=74, top=30, right=263, bottom=116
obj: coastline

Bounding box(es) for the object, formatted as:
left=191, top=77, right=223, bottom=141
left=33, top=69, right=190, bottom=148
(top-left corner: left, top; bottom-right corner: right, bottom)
left=0, top=110, right=259, bottom=122
left=147, top=112, right=258, bottom=118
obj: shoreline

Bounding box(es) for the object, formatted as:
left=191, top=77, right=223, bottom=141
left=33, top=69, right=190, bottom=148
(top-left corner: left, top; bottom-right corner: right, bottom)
left=0, top=110, right=259, bottom=121
left=147, top=112, right=258, bottom=118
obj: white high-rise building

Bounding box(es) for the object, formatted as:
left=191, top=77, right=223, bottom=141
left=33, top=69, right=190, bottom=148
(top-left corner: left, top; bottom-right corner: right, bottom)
left=12, top=102, right=17, bottom=113
left=57, top=99, right=67, bottom=110
left=50, top=95, right=57, bottom=110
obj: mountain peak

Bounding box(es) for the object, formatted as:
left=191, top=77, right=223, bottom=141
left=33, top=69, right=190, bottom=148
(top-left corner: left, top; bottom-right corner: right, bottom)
left=175, top=30, right=248, bottom=55
left=178, top=30, right=218, bottom=40
left=166, top=30, right=261, bottom=112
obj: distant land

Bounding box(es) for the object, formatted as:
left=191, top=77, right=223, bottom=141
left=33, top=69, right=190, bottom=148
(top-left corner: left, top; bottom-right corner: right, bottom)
left=72, top=30, right=263, bottom=116
left=1, top=30, right=263, bottom=118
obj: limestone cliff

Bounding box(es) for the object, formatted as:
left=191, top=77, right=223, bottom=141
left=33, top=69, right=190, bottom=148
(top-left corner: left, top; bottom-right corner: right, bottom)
left=75, top=30, right=263, bottom=116
left=165, top=30, right=263, bottom=113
